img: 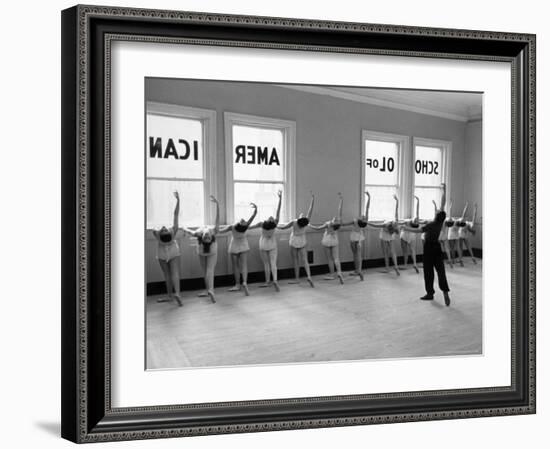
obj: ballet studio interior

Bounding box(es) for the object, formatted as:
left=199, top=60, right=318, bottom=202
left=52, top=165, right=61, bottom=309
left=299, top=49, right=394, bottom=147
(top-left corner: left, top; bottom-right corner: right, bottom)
left=144, top=78, right=483, bottom=370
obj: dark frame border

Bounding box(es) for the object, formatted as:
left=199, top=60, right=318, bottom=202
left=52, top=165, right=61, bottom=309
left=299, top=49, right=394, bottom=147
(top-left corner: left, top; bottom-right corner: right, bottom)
left=61, top=4, right=536, bottom=443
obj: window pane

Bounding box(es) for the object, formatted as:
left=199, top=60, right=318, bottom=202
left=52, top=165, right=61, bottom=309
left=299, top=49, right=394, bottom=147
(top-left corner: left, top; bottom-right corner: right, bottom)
left=365, top=140, right=399, bottom=185
left=232, top=125, right=284, bottom=182
left=146, top=113, right=204, bottom=179
left=415, top=187, right=441, bottom=220
left=414, top=145, right=442, bottom=187
left=234, top=182, right=285, bottom=223
left=147, top=179, right=204, bottom=229
left=364, top=185, right=398, bottom=221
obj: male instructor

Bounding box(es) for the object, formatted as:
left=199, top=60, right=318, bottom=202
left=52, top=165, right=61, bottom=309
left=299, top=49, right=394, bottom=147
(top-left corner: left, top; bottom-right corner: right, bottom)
left=404, top=183, right=451, bottom=306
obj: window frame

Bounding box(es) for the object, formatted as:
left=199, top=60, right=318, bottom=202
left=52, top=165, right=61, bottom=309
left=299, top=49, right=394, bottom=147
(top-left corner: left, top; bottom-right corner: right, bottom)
left=412, top=137, right=452, bottom=219
left=224, top=112, right=296, bottom=224
left=145, top=101, right=217, bottom=228
left=361, top=130, right=409, bottom=221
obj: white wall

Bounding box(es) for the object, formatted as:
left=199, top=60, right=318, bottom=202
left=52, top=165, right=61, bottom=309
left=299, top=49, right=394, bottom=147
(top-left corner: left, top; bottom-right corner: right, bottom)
left=146, top=79, right=473, bottom=283
left=1, top=1, right=546, bottom=448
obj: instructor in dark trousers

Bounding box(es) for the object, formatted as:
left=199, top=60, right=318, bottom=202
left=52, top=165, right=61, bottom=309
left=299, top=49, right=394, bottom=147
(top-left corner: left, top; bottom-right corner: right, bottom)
left=404, top=183, right=451, bottom=306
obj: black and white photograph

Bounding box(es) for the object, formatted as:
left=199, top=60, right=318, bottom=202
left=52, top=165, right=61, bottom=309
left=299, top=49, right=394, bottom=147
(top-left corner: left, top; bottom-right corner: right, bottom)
left=144, top=78, right=483, bottom=370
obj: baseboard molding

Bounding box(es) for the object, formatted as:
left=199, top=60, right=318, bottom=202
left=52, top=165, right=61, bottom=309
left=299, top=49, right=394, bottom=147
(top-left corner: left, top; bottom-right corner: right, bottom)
left=146, top=249, right=483, bottom=296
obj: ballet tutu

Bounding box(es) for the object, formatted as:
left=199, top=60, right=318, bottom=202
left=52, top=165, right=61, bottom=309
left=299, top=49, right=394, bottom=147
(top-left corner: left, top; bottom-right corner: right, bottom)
left=157, top=240, right=180, bottom=262
left=289, top=233, right=307, bottom=249
left=321, top=232, right=339, bottom=247
left=438, top=228, right=448, bottom=241
left=400, top=229, right=415, bottom=244
left=447, top=227, right=459, bottom=240
left=379, top=229, right=395, bottom=242
left=458, top=226, right=469, bottom=239
left=349, top=230, right=365, bottom=242
left=259, top=235, right=277, bottom=251
left=228, top=236, right=249, bottom=254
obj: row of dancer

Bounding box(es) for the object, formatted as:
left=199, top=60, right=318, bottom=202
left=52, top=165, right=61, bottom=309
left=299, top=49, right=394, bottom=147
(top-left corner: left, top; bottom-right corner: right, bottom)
left=152, top=189, right=476, bottom=305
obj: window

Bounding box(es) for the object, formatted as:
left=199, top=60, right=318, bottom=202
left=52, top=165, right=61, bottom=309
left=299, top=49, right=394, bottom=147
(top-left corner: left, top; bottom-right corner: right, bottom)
left=413, top=138, right=451, bottom=219
left=146, top=102, right=216, bottom=229
left=225, top=113, right=295, bottom=223
left=362, top=131, right=408, bottom=221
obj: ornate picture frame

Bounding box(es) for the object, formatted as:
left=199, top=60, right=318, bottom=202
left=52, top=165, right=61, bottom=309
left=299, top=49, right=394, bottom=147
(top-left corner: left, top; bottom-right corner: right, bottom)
left=61, top=4, right=536, bottom=443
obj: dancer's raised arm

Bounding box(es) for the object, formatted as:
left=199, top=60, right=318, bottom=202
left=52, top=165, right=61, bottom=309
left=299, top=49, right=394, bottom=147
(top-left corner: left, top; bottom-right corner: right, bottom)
left=275, top=190, right=282, bottom=224
left=440, top=182, right=447, bottom=212
left=172, top=191, right=180, bottom=234
left=365, top=191, right=371, bottom=221
left=337, top=192, right=343, bottom=221
left=245, top=203, right=258, bottom=226
left=393, top=194, right=399, bottom=222
left=472, top=203, right=478, bottom=224
left=415, top=195, right=420, bottom=220
left=211, top=196, right=220, bottom=234
left=460, top=202, right=469, bottom=221
left=306, top=191, right=315, bottom=219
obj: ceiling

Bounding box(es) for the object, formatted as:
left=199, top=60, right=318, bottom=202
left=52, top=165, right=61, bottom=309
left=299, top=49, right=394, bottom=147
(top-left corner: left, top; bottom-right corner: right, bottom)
left=279, top=84, right=483, bottom=122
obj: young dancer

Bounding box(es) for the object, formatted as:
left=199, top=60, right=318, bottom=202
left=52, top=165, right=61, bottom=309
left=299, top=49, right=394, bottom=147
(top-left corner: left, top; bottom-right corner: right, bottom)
left=368, top=194, right=400, bottom=276
left=277, top=192, right=315, bottom=287
left=152, top=191, right=182, bottom=307
left=218, top=203, right=258, bottom=296
left=310, top=193, right=345, bottom=284
left=182, top=196, right=220, bottom=304
left=398, top=195, right=421, bottom=273
left=404, top=183, right=451, bottom=306
left=249, top=190, right=283, bottom=292
left=447, top=200, right=464, bottom=267
left=458, top=202, right=478, bottom=264
left=341, top=191, right=371, bottom=281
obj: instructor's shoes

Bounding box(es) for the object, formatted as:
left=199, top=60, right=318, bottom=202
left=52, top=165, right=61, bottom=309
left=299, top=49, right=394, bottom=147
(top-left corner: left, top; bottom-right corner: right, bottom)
left=420, top=294, right=434, bottom=301
left=444, top=292, right=451, bottom=307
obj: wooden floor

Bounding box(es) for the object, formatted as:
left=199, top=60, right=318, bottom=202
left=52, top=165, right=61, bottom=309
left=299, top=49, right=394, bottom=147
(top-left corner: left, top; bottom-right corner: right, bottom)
left=146, top=261, right=483, bottom=370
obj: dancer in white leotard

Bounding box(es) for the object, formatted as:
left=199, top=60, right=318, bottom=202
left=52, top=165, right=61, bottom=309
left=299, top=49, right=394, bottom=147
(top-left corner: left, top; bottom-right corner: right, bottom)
left=277, top=192, right=315, bottom=287
left=446, top=200, right=467, bottom=267
left=367, top=194, right=400, bottom=276
left=218, top=203, right=258, bottom=296
left=457, top=202, right=478, bottom=265
left=151, top=191, right=182, bottom=306
left=341, top=191, right=370, bottom=281
left=182, top=196, right=220, bottom=304
left=398, top=195, right=421, bottom=273
left=310, top=193, right=345, bottom=284
left=249, top=190, right=283, bottom=292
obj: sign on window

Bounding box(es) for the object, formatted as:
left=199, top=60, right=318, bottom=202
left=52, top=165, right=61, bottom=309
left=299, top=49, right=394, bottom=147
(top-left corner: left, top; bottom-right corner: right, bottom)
left=147, top=114, right=204, bottom=179
left=414, top=145, right=442, bottom=187
left=232, top=125, right=284, bottom=182
left=365, top=140, right=399, bottom=186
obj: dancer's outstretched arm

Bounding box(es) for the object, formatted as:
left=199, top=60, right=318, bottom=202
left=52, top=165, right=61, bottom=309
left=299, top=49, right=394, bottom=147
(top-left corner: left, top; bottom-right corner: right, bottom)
left=277, top=220, right=293, bottom=230
left=440, top=182, right=447, bottom=212
left=308, top=222, right=327, bottom=231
